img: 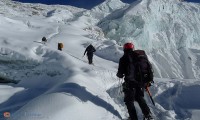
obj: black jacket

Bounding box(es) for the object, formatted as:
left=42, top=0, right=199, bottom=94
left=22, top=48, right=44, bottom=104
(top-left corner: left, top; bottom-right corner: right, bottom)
left=117, top=50, right=140, bottom=85
left=84, top=45, right=96, bottom=55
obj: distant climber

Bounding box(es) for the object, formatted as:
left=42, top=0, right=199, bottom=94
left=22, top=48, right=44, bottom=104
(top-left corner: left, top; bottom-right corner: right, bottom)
left=83, top=44, right=96, bottom=64
left=42, top=37, right=47, bottom=44
left=116, top=42, right=154, bottom=120
left=58, top=43, right=64, bottom=51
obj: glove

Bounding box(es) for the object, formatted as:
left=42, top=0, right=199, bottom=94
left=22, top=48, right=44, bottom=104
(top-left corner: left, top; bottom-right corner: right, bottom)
left=144, top=82, right=152, bottom=89
left=116, top=73, right=124, bottom=78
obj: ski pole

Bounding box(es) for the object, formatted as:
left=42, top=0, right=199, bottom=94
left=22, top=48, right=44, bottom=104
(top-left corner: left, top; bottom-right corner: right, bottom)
left=146, top=86, right=155, bottom=106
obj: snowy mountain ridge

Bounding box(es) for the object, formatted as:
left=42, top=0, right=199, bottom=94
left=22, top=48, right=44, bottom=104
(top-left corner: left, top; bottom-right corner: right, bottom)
left=90, top=0, right=127, bottom=19
left=0, top=0, right=200, bottom=120
left=0, top=0, right=84, bottom=18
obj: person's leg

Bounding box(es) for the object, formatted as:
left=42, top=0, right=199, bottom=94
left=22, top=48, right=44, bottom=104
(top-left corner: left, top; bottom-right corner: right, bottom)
left=88, top=54, right=93, bottom=64
left=87, top=55, right=91, bottom=64
left=135, top=89, right=152, bottom=118
left=124, top=88, right=138, bottom=120
left=125, top=101, right=138, bottom=120
left=90, top=54, right=93, bottom=64
left=88, top=57, right=92, bottom=64
left=136, top=96, right=151, bottom=116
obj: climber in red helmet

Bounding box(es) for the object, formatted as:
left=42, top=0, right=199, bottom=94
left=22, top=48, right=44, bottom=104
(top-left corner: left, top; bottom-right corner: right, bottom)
left=117, top=42, right=154, bottom=120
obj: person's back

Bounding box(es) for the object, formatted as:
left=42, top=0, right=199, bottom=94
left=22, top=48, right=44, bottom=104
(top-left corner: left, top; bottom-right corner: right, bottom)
left=42, top=37, right=47, bottom=42
left=118, top=51, right=137, bottom=79
left=85, top=45, right=95, bottom=54
left=58, top=43, right=64, bottom=51
left=117, top=42, right=153, bottom=120
left=84, top=44, right=96, bottom=64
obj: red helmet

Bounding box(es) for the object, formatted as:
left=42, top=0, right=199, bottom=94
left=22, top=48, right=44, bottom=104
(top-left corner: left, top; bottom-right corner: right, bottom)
left=123, top=42, right=134, bottom=50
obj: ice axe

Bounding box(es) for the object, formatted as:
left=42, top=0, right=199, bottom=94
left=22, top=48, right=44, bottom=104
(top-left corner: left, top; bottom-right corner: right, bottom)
left=145, top=83, right=155, bottom=106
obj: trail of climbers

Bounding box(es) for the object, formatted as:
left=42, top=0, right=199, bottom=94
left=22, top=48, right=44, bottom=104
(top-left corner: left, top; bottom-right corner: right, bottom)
left=31, top=22, right=124, bottom=119
left=33, top=22, right=118, bottom=90
left=64, top=47, right=117, bottom=73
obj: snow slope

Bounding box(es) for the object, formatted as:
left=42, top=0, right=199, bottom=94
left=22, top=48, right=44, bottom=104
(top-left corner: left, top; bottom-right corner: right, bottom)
left=0, top=0, right=200, bottom=120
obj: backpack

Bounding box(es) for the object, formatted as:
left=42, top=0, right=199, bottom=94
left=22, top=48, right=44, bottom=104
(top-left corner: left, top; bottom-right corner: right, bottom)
left=42, top=37, right=47, bottom=42
left=127, top=50, right=154, bottom=86
left=58, top=43, right=64, bottom=48
left=60, top=43, right=64, bottom=48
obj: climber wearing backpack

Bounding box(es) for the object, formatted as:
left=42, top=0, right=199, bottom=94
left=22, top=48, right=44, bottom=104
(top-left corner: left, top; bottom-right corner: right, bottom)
left=58, top=43, right=64, bottom=51
left=116, top=42, right=154, bottom=120
left=42, top=37, right=47, bottom=44
left=83, top=44, right=96, bottom=64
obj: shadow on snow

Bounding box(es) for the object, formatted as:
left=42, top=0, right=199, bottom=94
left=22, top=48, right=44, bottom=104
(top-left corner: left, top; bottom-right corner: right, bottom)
left=54, top=82, right=122, bottom=119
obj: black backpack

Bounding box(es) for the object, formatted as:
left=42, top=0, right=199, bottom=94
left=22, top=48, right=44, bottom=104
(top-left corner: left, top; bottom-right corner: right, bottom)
left=127, top=50, right=154, bottom=86
left=42, top=37, right=47, bottom=42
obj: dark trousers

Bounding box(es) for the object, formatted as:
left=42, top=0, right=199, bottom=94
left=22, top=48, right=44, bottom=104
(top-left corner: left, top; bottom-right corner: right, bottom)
left=123, top=86, right=151, bottom=120
left=87, top=53, right=93, bottom=64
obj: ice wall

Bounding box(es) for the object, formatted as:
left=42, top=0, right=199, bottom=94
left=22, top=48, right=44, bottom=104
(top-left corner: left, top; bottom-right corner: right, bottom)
left=97, top=0, right=200, bottom=79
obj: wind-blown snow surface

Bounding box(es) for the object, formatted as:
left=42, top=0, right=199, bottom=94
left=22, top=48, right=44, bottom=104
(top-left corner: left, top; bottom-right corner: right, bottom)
left=0, top=0, right=200, bottom=120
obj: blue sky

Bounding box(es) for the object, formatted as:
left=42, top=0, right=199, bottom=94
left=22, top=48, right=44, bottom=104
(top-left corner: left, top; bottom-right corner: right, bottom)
left=13, top=0, right=200, bottom=9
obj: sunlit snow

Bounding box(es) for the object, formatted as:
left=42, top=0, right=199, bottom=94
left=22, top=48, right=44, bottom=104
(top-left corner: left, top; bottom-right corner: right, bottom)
left=0, top=0, right=200, bottom=120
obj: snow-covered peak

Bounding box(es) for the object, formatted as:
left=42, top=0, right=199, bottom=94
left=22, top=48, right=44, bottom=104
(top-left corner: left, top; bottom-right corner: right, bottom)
left=99, top=0, right=200, bottom=50
left=0, top=0, right=84, bottom=18
left=90, top=0, right=127, bottom=19
left=92, top=0, right=126, bottom=12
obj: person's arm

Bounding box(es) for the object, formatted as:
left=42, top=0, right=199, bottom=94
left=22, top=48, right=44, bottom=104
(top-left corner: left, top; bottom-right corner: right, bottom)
left=116, top=58, right=125, bottom=78
left=92, top=46, right=96, bottom=52
left=84, top=48, right=87, bottom=55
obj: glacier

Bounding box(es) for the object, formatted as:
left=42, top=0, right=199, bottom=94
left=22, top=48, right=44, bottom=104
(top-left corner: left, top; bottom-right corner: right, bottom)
left=0, top=0, right=200, bottom=120
left=97, top=0, right=200, bottom=79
